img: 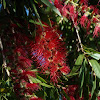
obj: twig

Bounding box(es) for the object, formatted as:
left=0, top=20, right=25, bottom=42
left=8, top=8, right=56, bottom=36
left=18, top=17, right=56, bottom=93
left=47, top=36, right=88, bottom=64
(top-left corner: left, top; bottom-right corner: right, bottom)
left=0, top=37, right=10, bottom=77
left=71, top=18, right=92, bottom=67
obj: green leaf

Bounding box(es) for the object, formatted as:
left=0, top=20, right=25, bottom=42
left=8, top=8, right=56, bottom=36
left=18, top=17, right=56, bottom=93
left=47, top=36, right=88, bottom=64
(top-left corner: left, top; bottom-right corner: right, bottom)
left=83, top=45, right=100, bottom=54
left=89, top=60, right=100, bottom=78
left=88, top=53, right=100, bottom=60
left=36, top=75, right=47, bottom=83
left=67, top=72, right=78, bottom=77
left=28, top=75, right=41, bottom=83
left=3, top=0, right=6, bottom=9
left=75, top=54, right=84, bottom=65
left=28, top=76, right=53, bottom=88
left=40, top=83, right=54, bottom=88
left=68, top=54, right=84, bottom=75
left=2, top=96, right=8, bottom=100
left=30, top=0, right=43, bottom=29
left=41, top=0, right=62, bottom=17
left=91, top=77, right=96, bottom=99
left=61, top=89, right=71, bottom=100
left=79, top=64, right=85, bottom=97
left=29, top=20, right=47, bottom=26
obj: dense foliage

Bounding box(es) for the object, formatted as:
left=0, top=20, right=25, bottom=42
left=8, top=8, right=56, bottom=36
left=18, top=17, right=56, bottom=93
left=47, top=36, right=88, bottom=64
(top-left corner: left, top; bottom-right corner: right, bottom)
left=0, top=0, right=100, bottom=100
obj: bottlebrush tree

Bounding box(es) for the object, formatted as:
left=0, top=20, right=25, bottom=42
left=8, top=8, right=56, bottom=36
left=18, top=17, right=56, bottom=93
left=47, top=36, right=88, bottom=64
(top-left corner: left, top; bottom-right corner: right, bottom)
left=0, top=0, right=100, bottom=100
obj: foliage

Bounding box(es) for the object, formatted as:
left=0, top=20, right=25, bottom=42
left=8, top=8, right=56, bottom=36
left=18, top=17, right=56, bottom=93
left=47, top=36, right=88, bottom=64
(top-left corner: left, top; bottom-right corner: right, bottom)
left=0, top=0, right=100, bottom=100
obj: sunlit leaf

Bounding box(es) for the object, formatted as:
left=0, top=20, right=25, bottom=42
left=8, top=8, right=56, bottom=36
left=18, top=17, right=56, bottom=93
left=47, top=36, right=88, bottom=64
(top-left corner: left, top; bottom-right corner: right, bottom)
left=89, top=60, right=100, bottom=78
left=3, top=0, right=6, bottom=9
left=28, top=76, right=53, bottom=88
left=75, top=54, right=84, bottom=65
left=40, top=83, right=54, bottom=88
left=88, top=53, right=100, bottom=60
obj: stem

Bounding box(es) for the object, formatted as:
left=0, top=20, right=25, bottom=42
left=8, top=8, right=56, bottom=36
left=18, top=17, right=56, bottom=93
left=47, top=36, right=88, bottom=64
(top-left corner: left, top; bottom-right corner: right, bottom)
left=71, top=18, right=92, bottom=67
left=0, top=37, right=10, bottom=77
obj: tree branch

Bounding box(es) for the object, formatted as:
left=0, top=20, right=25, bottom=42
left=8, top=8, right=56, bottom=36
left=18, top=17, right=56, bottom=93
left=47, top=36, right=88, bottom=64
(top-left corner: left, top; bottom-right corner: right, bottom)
left=0, top=37, right=10, bottom=77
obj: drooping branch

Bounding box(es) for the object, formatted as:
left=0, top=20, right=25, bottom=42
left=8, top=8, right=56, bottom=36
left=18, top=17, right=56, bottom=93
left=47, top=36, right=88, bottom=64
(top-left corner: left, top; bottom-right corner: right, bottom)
left=0, top=37, right=10, bottom=77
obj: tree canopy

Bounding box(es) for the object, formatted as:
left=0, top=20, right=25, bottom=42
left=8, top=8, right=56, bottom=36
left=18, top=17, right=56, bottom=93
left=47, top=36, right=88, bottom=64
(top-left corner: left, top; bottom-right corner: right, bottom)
left=0, top=0, right=100, bottom=100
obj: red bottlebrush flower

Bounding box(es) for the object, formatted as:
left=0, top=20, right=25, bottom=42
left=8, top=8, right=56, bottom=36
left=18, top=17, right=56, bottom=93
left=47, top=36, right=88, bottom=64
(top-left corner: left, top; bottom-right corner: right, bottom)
left=98, top=96, right=100, bottom=100
left=70, top=96, right=75, bottom=100
left=30, top=97, right=43, bottom=100
left=23, top=89, right=33, bottom=95
left=62, top=96, right=67, bottom=100
left=32, top=22, right=70, bottom=83
left=81, top=5, right=88, bottom=13
left=80, top=0, right=88, bottom=5
left=62, top=5, right=68, bottom=17
left=10, top=69, right=17, bottom=74
left=93, top=24, right=100, bottom=37
left=10, top=23, right=18, bottom=28
left=20, top=70, right=36, bottom=81
left=90, top=5, right=99, bottom=15
left=54, top=0, right=63, bottom=9
left=22, top=70, right=36, bottom=77
left=69, top=5, right=78, bottom=26
left=60, top=66, right=70, bottom=75
left=26, top=83, right=39, bottom=91
left=80, top=15, right=91, bottom=31
left=63, top=85, right=78, bottom=100
left=93, top=17, right=98, bottom=23
left=18, top=55, right=33, bottom=68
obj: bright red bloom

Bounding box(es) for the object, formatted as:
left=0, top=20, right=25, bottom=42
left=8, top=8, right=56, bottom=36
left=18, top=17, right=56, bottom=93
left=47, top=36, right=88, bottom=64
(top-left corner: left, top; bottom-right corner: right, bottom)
left=93, top=17, right=98, bottom=23
left=26, top=83, right=40, bottom=91
left=98, top=96, right=100, bottom=100
left=32, top=22, right=70, bottom=83
left=80, top=15, right=91, bottom=32
left=93, top=24, right=100, bottom=37
left=60, top=66, right=70, bottom=75
left=80, top=0, right=88, bottom=5
left=54, top=0, right=63, bottom=9
left=69, top=5, right=78, bottom=26
left=30, top=97, right=43, bottom=100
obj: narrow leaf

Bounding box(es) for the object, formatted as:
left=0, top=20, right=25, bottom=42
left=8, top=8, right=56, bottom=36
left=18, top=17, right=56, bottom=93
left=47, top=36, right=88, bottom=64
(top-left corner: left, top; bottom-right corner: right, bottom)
left=89, top=59, right=100, bottom=78
left=75, top=54, right=84, bottom=65
left=29, top=20, right=47, bottom=26
left=91, top=77, right=96, bottom=99
left=61, top=89, right=71, bottom=100
left=28, top=76, right=53, bottom=88
left=69, top=54, right=84, bottom=75
left=88, top=53, right=100, bottom=60
left=36, top=75, right=47, bottom=83
left=28, top=75, right=41, bottom=83
left=41, top=0, right=62, bottom=17
left=79, top=65, right=85, bottom=97
left=40, top=83, right=54, bottom=88
left=30, top=0, right=43, bottom=29
left=3, top=0, right=6, bottom=9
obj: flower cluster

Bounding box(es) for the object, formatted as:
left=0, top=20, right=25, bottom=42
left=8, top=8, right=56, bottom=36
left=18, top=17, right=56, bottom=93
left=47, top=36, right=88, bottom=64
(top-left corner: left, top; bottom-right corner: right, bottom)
left=10, top=33, right=40, bottom=99
left=32, top=22, right=70, bottom=83
left=2, top=22, right=42, bottom=99
left=62, top=85, right=92, bottom=100
left=52, top=0, right=100, bottom=36
left=2, top=19, right=70, bottom=99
